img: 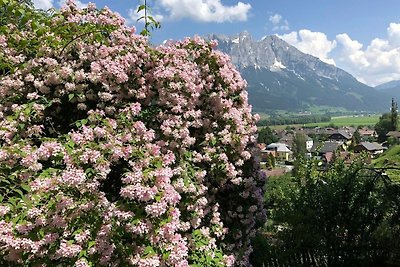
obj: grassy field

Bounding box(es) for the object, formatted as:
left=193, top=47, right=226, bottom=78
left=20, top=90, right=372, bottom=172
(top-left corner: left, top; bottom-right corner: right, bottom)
left=373, top=145, right=400, bottom=181
left=269, top=115, right=380, bottom=129
left=306, top=115, right=380, bottom=127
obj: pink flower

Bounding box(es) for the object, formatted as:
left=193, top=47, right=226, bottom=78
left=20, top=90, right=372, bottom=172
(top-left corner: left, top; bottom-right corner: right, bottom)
left=56, top=240, right=82, bottom=258
left=0, top=205, right=10, bottom=216
left=223, top=255, right=236, bottom=267
left=0, top=10, right=265, bottom=265
left=0, top=35, right=7, bottom=47
left=80, top=148, right=101, bottom=164
left=75, top=230, right=90, bottom=244
left=75, top=258, right=90, bottom=267
left=145, top=201, right=167, bottom=217
left=60, top=168, right=86, bottom=186
left=154, top=167, right=173, bottom=186
left=131, top=255, right=160, bottom=267
left=120, top=185, right=158, bottom=202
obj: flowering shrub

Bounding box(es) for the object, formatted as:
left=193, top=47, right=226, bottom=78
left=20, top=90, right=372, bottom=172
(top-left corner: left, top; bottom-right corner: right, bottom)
left=0, top=1, right=266, bottom=266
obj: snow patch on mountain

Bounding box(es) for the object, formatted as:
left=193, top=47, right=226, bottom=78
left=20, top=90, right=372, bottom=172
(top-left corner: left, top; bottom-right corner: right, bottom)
left=270, top=58, right=286, bottom=72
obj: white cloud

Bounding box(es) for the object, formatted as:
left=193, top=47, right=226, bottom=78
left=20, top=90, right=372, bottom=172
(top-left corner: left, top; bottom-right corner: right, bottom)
left=278, top=30, right=336, bottom=65
left=157, top=0, right=251, bottom=23
left=388, top=22, right=400, bottom=46
left=33, top=0, right=53, bottom=9
left=58, top=0, right=88, bottom=9
left=269, top=14, right=281, bottom=25
left=277, top=31, right=297, bottom=44
left=268, top=13, right=289, bottom=31
left=128, top=5, right=164, bottom=25
left=336, top=33, right=369, bottom=68
left=277, top=25, right=400, bottom=85
left=334, top=23, right=400, bottom=86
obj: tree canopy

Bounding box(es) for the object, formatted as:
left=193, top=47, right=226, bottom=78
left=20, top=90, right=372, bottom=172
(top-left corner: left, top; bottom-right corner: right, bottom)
left=375, top=98, right=399, bottom=143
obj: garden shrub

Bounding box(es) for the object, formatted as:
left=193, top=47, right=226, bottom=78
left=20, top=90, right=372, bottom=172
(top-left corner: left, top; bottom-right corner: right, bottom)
left=0, top=1, right=266, bottom=266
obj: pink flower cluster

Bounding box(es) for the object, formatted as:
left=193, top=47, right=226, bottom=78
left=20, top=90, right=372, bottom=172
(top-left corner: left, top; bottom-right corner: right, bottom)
left=0, top=1, right=266, bottom=266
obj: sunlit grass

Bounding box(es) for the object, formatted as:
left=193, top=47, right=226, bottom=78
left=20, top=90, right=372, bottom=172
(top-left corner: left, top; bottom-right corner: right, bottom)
left=268, top=115, right=380, bottom=130
left=373, top=145, right=400, bottom=181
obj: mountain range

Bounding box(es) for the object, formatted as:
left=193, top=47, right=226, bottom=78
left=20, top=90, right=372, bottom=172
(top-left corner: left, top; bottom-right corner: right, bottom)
left=208, top=32, right=395, bottom=113
left=375, top=80, right=400, bottom=101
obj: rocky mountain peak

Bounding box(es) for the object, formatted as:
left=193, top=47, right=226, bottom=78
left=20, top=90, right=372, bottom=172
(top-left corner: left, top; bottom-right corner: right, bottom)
left=206, top=31, right=389, bottom=112
left=211, top=32, right=348, bottom=79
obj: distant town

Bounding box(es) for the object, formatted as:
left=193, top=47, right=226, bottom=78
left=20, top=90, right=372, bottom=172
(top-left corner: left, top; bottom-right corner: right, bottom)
left=258, top=125, right=396, bottom=175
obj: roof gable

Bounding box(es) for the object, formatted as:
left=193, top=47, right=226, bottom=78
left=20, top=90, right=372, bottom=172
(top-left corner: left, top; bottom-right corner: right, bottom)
left=356, top=142, right=385, bottom=151
left=311, top=141, right=341, bottom=153
left=329, top=130, right=352, bottom=140
left=387, top=131, right=400, bottom=138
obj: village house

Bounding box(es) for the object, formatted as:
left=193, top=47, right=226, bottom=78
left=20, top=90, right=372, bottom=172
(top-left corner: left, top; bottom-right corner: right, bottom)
left=358, top=127, right=377, bottom=139
left=264, top=143, right=292, bottom=162
left=323, top=127, right=337, bottom=136
left=277, top=131, right=314, bottom=151
left=310, top=141, right=343, bottom=163
left=305, top=135, right=314, bottom=151
left=328, top=130, right=353, bottom=144
left=354, top=142, right=386, bottom=157
left=278, top=132, right=294, bottom=148
left=386, top=131, right=400, bottom=142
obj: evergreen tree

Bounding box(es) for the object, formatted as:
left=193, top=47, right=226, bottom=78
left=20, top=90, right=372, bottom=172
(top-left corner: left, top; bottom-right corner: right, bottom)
left=391, top=97, right=398, bottom=131
left=375, top=113, right=392, bottom=142
left=375, top=99, right=399, bottom=142
left=350, top=130, right=361, bottom=150
left=269, top=153, right=276, bottom=168
left=292, top=133, right=307, bottom=160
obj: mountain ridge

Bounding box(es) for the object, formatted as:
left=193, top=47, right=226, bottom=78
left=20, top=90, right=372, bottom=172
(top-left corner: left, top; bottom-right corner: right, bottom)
left=376, top=80, right=400, bottom=90
left=208, top=32, right=390, bottom=113
left=375, top=80, right=400, bottom=102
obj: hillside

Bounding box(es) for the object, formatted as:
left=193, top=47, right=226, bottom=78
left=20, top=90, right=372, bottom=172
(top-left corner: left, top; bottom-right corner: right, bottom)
left=373, top=144, right=400, bottom=181
left=375, top=80, right=400, bottom=102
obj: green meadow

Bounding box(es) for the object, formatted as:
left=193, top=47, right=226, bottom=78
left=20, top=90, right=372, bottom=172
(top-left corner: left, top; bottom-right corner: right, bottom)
left=306, top=115, right=380, bottom=127
left=269, top=115, right=380, bottom=130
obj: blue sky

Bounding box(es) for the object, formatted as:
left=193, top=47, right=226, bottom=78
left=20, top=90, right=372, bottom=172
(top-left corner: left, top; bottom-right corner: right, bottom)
left=33, top=0, right=400, bottom=86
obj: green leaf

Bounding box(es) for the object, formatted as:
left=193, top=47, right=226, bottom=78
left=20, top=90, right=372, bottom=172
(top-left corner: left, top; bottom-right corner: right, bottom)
left=31, top=21, right=39, bottom=30
left=21, top=184, right=30, bottom=192
left=136, top=15, right=145, bottom=22
left=140, top=29, right=150, bottom=36
left=36, top=28, right=46, bottom=37
left=87, top=240, right=96, bottom=249
left=14, top=189, right=24, bottom=197
left=210, top=138, right=217, bottom=146
left=143, top=246, right=155, bottom=256
left=16, top=8, right=25, bottom=16
left=137, top=5, right=146, bottom=13
left=1, top=178, right=11, bottom=185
